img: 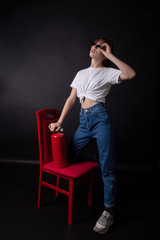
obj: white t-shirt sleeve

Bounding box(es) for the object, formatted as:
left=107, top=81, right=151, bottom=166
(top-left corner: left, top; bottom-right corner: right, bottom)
left=70, top=72, right=79, bottom=89
left=107, top=67, right=122, bottom=84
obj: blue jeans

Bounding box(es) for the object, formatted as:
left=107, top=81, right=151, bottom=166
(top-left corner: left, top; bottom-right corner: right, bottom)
left=68, top=103, right=116, bottom=208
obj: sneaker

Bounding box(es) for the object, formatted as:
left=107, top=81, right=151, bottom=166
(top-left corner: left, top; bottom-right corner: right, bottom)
left=93, top=210, right=113, bottom=235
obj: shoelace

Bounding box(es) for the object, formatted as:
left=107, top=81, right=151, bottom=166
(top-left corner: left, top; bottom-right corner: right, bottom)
left=98, top=212, right=110, bottom=224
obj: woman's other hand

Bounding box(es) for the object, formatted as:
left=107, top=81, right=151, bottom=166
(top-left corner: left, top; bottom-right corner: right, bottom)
left=48, top=121, right=62, bottom=133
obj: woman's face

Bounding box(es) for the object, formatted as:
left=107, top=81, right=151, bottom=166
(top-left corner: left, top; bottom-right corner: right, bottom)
left=89, top=40, right=106, bottom=61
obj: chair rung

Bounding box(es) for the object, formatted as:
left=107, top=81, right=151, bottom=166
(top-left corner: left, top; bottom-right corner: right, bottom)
left=42, top=180, right=70, bottom=196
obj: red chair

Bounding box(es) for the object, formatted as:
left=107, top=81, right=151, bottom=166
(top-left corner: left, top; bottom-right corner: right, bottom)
left=36, top=109, right=99, bottom=224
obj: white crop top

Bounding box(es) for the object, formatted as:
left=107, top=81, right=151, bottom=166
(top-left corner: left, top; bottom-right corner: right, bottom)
left=70, top=67, right=121, bottom=103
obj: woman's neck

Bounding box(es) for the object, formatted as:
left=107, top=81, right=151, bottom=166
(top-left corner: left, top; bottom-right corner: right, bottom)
left=90, top=59, right=104, bottom=68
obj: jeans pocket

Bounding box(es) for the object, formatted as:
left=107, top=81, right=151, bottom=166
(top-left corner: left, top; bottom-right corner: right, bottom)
left=93, top=107, right=107, bottom=116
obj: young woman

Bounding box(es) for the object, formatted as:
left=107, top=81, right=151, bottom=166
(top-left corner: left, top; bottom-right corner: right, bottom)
left=48, top=36, right=136, bottom=234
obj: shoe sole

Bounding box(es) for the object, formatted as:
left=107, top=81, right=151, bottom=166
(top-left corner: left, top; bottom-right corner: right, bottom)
left=93, top=219, right=113, bottom=235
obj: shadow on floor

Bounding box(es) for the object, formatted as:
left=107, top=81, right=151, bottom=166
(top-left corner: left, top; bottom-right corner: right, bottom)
left=0, top=161, right=159, bottom=240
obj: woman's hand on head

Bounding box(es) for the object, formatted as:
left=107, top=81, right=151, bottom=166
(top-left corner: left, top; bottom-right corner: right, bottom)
left=48, top=121, right=62, bottom=133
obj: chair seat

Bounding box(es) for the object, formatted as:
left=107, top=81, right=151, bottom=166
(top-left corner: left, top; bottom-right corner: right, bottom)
left=43, top=161, right=99, bottom=178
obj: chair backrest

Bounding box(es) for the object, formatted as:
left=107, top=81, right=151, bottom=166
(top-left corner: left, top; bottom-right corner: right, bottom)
left=36, top=109, right=61, bottom=167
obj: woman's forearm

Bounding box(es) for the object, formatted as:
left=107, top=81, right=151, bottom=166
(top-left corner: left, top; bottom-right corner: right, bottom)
left=48, top=88, right=77, bottom=133
left=108, top=54, right=136, bottom=79
left=58, top=97, right=76, bottom=125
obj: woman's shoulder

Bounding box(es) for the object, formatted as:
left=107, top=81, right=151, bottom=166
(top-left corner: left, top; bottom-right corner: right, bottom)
left=74, top=68, right=89, bottom=77
left=78, top=67, right=89, bottom=73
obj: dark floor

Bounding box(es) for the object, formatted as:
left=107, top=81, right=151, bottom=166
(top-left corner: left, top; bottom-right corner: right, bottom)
left=0, top=161, right=159, bottom=240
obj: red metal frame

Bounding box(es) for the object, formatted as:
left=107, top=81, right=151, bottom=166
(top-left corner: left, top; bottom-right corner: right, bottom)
left=36, top=108, right=98, bottom=224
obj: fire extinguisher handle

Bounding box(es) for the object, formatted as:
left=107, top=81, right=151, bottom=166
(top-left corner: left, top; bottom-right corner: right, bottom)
left=56, top=128, right=64, bottom=134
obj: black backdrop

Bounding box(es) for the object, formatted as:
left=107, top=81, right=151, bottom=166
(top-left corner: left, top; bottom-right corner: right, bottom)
left=0, top=1, right=158, bottom=167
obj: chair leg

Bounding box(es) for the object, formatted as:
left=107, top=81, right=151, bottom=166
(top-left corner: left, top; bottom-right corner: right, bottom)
left=38, top=169, right=42, bottom=208
left=68, top=178, right=74, bottom=224
left=88, top=169, right=95, bottom=206
left=56, top=176, right=60, bottom=197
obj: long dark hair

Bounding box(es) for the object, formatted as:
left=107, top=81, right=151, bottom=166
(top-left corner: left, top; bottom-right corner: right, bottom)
left=94, top=36, right=114, bottom=67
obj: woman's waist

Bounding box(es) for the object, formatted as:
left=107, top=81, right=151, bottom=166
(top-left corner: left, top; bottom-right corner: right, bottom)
left=81, top=97, right=101, bottom=109
left=80, top=101, right=105, bottom=113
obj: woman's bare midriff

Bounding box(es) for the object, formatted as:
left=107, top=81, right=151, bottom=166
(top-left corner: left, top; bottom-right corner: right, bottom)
left=81, top=97, right=100, bottom=109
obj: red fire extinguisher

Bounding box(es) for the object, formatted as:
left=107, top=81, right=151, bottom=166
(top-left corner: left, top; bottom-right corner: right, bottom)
left=51, top=129, right=68, bottom=168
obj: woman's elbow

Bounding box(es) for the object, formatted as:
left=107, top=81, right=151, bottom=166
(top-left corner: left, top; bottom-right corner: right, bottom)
left=67, top=95, right=76, bottom=106
left=120, top=70, right=136, bottom=81
left=129, top=70, right=136, bottom=79
left=125, top=70, right=136, bottom=80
